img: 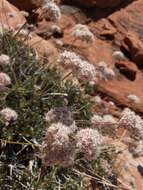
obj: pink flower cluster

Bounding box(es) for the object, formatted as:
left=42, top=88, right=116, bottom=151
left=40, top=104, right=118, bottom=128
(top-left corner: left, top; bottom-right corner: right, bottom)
left=41, top=1, right=61, bottom=21
left=72, top=24, right=94, bottom=43
left=41, top=122, right=76, bottom=167
left=76, top=128, right=103, bottom=161
left=0, top=72, right=11, bottom=89
left=0, top=107, right=18, bottom=125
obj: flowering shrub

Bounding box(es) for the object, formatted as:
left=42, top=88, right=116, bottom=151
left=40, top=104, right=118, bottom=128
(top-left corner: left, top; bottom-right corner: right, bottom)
left=1, top=32, right=114, bottom=189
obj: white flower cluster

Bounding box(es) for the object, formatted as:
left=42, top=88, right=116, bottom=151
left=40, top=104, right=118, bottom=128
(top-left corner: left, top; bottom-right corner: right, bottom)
left=118, top=108, right=137, bottom=129
left=112, top=51, right=126, bottom=61
left=41, top=122, right=75, bottom=166
left=0, top=72, right=11, bottom=89
left=0, top=54, right=10, bottom=66
left=58, top=51, right=115, bottom=82
left=131, top=140, right=143, bottom=157
left=98, top=61, right=115, bottom=80
left=41, top=1, right=61, bottom=21
left=76, top=128, right=103, bottom=161
left=91, top=114, right=117, bottom=127
left=118, top=108, right=143, bottom=140
left=42, top=111, right=104, bottom=165
left=58, top=50, right=98, bottom=82
left=127, top=94, right=140, bottom=104
left=92, top=95, right=102, bottom=104
left=103, top=115, right=117, bottom=124
left=0, top=107, right=18, bottom=125
left=72, top=24, right=94, bottom=42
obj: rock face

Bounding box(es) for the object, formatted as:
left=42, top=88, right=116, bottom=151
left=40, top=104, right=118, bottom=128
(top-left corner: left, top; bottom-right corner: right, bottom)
left=62, top=0, right=124, bottom=8
left=1, top=1, right=143, bottom=189
left=0, top=0, right=26, bottom=30
left=8, top=0, right=37, bottom=11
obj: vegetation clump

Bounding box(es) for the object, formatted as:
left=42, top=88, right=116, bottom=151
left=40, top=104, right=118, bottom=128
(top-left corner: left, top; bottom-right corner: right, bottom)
left=0, top=32, right=117, bottom=189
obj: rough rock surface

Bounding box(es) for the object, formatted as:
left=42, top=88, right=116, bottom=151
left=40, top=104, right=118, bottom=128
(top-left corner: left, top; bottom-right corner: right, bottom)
left=0, top=0, right=25, bottom=30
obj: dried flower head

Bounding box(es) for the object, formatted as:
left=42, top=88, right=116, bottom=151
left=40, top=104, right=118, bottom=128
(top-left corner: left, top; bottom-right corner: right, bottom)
left=0, top=54, right=10, bottom=66
left=42, top=2, right=61, bottom=21
left=76, top=128, right=103, bottom=160
left=91, top=114, right=102, bottom=126
left=0, top=72, right=11, bottom=88
left=118, top=108, right=136, bottom=129
left=58, top=50, right=98, bottom=82
left=45, top=107, right=75, bottom=126
left=118, top=108, right=143, bottom=140
left=112, top=51, right=125, bottom=60
left=130, top=140, right=143, bottom=157
left=41, top=122, right=76, bottom=166
left=103, top=67, right=115, bottom=80
left=0, top=108, right=18, bottom=124
left=92, top=95, right=102, bottom=104
left=103, top=115, right=117, bottom=124
left=127, top=94, right=140, bottom=104
left=98, top=61, right=115, bottom=80
left=32, top=0, right=54, bottom=6
left=72, top=24, right=94, bottom=42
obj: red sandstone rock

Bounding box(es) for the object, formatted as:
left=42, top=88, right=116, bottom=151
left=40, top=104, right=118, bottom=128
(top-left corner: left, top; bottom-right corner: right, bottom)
left=123, top=32, right=143, bottom=67
left=62, top=0, right=124, bottom=8
left=8, top=0, right=37, bottom=11
left=0, top=0, right=26, bottom=30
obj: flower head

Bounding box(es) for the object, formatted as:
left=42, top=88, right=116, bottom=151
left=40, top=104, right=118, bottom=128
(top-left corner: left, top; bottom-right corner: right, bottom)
left=127, top=94, right=140, bottom=104
left=76, top=128, right=103, bottom=161
left=103, top=115, right=116, bottom=124
left=42, top=2, right=61, bottom=21
left=118, top=108, right=143, bottom=140
left=0, top=72, right=11, bottom=88
left=0, top=54, right=10, bottom=66
left=45, top=107, right=77, bottom=132
left=118, top=108, right=136, bottom=129
left=92, top=95, right=102, bottom=104
left=58, top=50, right=98, bottom=81
left=0, top=108, right=18, bottom=124
left=112, top=51, right=125, bottom=60
left=98, top=61, right=115, bottom=80
left=41, top=122, right=76, bottom=166
left=72, top=24, right=94, bottom=42
left=91, top=114, right=102, bottom=126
